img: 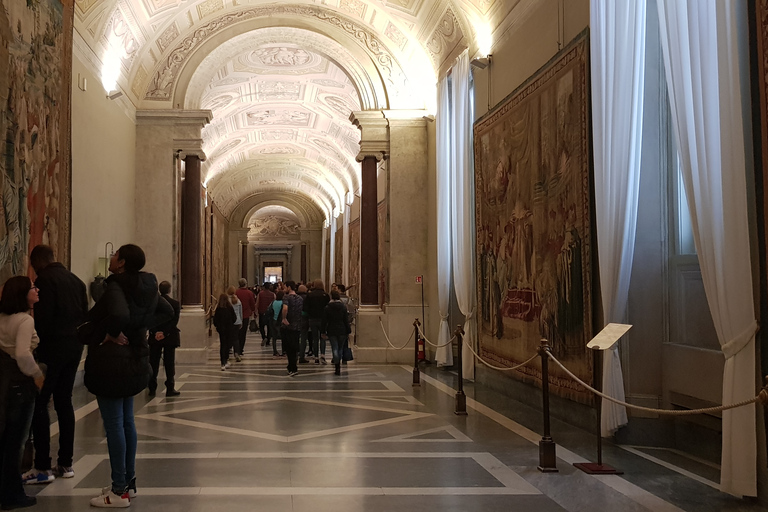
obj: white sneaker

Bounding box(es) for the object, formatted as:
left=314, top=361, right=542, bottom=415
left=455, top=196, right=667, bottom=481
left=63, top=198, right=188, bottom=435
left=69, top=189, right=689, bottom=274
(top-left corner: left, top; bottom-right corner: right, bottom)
left=102, top=485, right=136, bottom=499
left=21, top=468, right=54, bottom=484
left=90, top=489, right=130, bottom=508
left=221, top=365, right=226, bottom=371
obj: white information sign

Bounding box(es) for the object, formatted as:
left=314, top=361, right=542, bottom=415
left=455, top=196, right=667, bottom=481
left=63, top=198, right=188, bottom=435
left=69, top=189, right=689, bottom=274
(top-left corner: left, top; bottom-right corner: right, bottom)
left=586, top=323, right=632, bottom=350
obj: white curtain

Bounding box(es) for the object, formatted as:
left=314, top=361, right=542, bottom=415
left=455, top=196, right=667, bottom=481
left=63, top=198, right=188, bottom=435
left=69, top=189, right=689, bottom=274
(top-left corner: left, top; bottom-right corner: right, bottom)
left=591, top=0, right=647, bottom=437
left=435, top=74, right=453, bottom=367
left=658, top=0, right=757, bottom=497
left=450, top=49, right=477, bottom=380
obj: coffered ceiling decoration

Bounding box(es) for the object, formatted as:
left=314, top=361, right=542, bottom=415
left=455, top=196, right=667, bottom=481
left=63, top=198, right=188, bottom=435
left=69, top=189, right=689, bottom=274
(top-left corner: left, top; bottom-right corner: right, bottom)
left=73, top=0, right=508, bottom=224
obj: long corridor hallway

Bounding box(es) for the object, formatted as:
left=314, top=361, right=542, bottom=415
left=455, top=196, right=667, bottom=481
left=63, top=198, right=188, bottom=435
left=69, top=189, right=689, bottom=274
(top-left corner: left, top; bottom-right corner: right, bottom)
left=22, top=332, right=763, bottom=512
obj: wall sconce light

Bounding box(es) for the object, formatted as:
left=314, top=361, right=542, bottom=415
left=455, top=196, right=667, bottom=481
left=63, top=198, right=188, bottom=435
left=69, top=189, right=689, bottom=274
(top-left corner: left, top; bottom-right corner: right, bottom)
left=107, top=90, right=123, bottom=100
left=471, top=55, right=491, bottom=69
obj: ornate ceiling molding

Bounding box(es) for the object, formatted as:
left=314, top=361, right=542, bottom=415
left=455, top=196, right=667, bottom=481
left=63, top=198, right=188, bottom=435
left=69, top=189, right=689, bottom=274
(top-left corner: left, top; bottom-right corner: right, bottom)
left=143, top=4, right=412, bottom=107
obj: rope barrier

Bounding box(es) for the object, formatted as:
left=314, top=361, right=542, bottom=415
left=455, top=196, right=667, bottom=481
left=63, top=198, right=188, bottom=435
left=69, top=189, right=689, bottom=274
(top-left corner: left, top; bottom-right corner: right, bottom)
left=416, top=324, right=455, bottom=348
left=378, top=317, right=414, bottom=350
left=545, top=350, right=765, bottom=415
left=462, top=337, right=539, bottom=372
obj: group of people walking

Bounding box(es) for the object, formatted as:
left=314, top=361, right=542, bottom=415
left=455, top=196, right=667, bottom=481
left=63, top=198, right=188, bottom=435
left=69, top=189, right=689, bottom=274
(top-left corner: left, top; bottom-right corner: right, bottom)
left=0, top=243, right=180, bottom=509
left=214, top=279, right=354, bottom=376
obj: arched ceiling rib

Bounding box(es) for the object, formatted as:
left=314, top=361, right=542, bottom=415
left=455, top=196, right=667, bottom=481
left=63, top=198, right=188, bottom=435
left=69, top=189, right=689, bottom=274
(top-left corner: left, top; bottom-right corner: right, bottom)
left=232, top=192, right=325, bottom=229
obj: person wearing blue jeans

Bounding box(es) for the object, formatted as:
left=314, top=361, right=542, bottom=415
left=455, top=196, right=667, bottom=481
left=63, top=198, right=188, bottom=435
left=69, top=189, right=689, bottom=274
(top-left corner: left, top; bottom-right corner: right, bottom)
left=96, top=397, right=137, bottom=497
left=321, top=290, right=351, bottom=376
left=83, top=244, right=172, bottom=508
left=303, top=280, right=329, bottom=365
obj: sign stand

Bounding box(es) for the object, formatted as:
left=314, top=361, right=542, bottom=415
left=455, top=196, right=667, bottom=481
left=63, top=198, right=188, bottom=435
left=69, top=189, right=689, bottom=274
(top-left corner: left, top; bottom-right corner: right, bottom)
left=573, top=323, right=631, bottom=476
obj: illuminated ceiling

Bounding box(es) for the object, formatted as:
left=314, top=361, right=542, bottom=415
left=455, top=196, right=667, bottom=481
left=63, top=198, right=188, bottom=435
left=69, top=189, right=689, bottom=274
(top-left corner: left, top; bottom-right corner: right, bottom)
left=74, top=0, right=511, bottom=225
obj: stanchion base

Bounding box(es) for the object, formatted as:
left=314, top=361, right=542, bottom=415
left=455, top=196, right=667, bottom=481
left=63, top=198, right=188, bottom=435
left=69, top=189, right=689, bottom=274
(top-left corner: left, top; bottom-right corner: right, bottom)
left=454, top=392, right=468, bottom=416
left=412, top=368, right=420, bottom=386
left=573, top=463, right=623, bottom=475
left=537, top=438, right=558, bottom=473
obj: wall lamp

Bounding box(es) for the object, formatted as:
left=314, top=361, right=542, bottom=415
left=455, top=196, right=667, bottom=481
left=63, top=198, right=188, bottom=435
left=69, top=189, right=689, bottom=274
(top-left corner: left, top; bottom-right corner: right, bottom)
left=471, top=54, right=491, bottom=69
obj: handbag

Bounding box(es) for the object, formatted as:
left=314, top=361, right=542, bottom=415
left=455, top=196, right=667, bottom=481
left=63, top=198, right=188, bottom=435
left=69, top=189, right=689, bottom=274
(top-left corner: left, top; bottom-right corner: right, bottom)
left=249, top=318, right=258, bottom=332
left=342, top=345, right=354, bottom=362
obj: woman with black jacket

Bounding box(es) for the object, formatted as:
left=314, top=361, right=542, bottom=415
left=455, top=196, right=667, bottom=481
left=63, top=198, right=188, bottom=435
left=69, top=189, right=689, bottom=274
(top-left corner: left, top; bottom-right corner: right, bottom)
left=84, top=244, right=172, bottom=508
left=321, top=290, right=351, bottom=376
left=213, top=294, right=236, bottom=371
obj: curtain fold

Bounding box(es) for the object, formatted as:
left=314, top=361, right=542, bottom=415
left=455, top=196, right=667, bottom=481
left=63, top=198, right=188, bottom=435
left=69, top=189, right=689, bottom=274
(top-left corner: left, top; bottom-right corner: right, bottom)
left=435, top=74, right=453, bottom=367
left=450, top=50, right=477, bottom=380
left=590, top=0, right=647, bottom=437
left=657, top=0, right=757, bottom=497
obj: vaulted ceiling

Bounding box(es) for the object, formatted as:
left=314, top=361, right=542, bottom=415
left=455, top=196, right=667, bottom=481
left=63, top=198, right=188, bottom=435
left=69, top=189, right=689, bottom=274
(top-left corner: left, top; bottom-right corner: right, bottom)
left=74, top=0, right=513, bottom=226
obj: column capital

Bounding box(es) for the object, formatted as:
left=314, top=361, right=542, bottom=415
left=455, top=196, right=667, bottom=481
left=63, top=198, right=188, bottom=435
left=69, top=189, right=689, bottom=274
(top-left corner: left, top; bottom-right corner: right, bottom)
left=383, top=110, right=434, bottom=127
left=136, top=109, right=213, bottom=127
left=350, top=110, right=389, bottom=162
left=175, top=139, right=207, bottom=161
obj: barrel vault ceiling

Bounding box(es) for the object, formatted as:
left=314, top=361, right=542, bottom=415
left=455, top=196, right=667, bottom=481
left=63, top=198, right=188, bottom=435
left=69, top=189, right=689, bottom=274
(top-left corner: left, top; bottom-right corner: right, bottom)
left=73, top=0, right=516, bottom=226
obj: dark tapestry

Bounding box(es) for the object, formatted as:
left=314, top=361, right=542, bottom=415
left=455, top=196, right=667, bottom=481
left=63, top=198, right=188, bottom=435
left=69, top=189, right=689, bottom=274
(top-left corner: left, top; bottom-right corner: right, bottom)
left=474, top=31, right=593, bottom=401
left=378, top=198, right=388, bottom=308
left=0, top=0, right=73, bottom=281
left=334, top=225, right=342, bottom=285
left=348, top=218, right=359, bottom=301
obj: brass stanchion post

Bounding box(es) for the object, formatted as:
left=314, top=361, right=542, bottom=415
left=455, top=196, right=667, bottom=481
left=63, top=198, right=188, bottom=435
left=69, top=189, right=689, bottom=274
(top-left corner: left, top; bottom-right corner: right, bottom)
left=413, top=318, right=421, bottom=386
left=537, top=339, right=558, bottom=472
left=455, top=325, right=467, bottom=415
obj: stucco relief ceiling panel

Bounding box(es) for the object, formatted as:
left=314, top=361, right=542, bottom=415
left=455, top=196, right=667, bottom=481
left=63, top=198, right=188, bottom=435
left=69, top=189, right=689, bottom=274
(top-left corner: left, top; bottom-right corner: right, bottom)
left=384, top=21, right=408, bottom=50
left=425, top=6, right=464, bottom=65
left=339, top=0, right=367, bottom=19
left=245, top=108, right=313, bottom=127
left=156, top=22, right=180, bottom=52
left=75, top=0, right=103, bottom=18
left=131, top=66, right=148, bottom=96
left=197, top=0, right=225, bottom=19
left=253, top=146, right=304, bottom=157
left=140, top=0, right=181, bottom=18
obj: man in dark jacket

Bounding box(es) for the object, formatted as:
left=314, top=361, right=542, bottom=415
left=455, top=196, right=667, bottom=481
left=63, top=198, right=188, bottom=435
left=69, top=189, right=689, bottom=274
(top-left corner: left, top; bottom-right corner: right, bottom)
left=303, top=279, right=330, bottom=365
left=24, top=245, right=88, bottom=483
left=148, top=281, right=181, bottom=397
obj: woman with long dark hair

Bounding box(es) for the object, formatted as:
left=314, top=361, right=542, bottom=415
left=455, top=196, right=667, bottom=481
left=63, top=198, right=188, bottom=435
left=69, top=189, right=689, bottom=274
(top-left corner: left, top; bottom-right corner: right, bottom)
left=213, top=294, right=236, bottom=371
left=0, top=276, right=44, bottom=510
left=83, top=244, right=171, bottom=508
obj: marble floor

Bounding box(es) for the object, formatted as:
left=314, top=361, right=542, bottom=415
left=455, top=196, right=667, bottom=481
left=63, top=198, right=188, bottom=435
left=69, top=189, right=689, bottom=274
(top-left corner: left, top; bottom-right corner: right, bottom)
left=23, top=332, right=765, bottom=511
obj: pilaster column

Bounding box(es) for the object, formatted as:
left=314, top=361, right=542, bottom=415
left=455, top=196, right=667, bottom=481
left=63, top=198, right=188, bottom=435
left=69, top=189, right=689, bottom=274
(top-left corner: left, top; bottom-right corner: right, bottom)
left=286, top=250, right=293, bottom=282
left=351, top=111, right=389, bottom=307
left=173, top=133, right=210, bottom=364
left=359, top=156, right=379, bottom=305
left=241, top=242, right=248, bottom=279
left=180, top=150, right=203, bottom=306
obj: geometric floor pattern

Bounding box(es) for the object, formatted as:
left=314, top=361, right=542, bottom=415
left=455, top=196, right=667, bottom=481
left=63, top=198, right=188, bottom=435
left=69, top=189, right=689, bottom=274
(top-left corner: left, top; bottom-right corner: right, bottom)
left=26, top=332, right=764, bottom=511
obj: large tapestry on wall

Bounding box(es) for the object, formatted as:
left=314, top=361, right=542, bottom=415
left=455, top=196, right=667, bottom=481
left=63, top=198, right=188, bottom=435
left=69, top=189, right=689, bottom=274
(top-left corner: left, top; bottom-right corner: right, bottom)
left=474, top=31, right=593, bottom=402
left=378, top=199, right=388, bottom=307
left=0, top=0, right=73, bottom=282
left=348, top=218, right=359, bottom=301
left=334, top=226, right=342, bottom=285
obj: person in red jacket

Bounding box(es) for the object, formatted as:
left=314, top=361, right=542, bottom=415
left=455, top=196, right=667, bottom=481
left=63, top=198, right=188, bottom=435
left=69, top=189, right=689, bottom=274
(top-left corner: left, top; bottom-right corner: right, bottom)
left=255, top=282, right=276, bottom=345
left=235, top=279, right=257, bottom=356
